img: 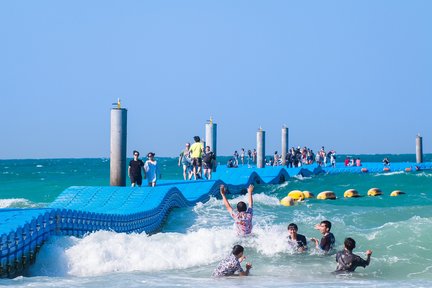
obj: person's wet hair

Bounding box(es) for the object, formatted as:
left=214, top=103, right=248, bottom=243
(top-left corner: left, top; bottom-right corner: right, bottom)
left=237, top=201, right=247, bottom=212
left=321, top=220, right=332, bottom=231
left=344, top=237, right=356, bottom=251
left=232, top=245, right=244, bottom=256
left=288, top=223, right=298, bottom=231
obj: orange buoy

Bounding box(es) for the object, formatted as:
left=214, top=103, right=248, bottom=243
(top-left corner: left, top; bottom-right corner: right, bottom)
left=361, top=168, right=368, bottom=173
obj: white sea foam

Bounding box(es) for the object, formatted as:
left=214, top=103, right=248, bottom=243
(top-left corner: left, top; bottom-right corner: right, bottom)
left=31, top=228, right=240, bottom=276
left=374, top=171, right=404, bottom=177
left=0, top=198, right=41, bottom=208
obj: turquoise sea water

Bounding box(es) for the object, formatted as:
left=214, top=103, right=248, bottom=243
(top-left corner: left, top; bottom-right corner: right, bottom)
left=1, top=154, right=432, bottom=287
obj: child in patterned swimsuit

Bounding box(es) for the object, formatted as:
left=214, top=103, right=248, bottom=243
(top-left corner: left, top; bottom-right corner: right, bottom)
left=212, top=245, right=252, bottom=277
left=220, top=184, right=254, bottom=236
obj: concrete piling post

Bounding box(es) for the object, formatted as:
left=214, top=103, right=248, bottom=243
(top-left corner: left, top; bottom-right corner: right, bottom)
left=416, top=134, right=423, bottom=163
left=257, top=128, right=266, bottom=168
left=281, top=126, right=289, bottom=166
left=110, top=100, right=127, bottom=186
left=205, top=118, right=217, bottom=171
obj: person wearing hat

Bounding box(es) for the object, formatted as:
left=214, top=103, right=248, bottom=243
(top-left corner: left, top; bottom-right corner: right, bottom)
left=144, top=152, right=160, bottom=187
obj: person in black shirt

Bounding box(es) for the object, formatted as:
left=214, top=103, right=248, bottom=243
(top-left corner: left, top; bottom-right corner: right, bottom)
left=335, top=237, right=372, bottom=273
left=311, top=220, right=335, bottom=253
left=128, top=150, right=145, bottom=187
left=202, top=146, right=216, bottom=180
left=287, top=223, right=307, bottom=252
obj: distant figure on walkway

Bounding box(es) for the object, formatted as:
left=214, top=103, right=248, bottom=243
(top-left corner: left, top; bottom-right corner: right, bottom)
left=335, top=237, right=372, bottom=273
left=220, top=184, right=254, bottom=236
left=189, top=136, right=204, bottom=180
left=128, top=150, right=145, bottom=187
left=247, top=149, right=252, bottom=165
left=233, top=150, right=239, bottom=167
left=311, top=220, right=335, bottom=253
left=273, top=151, right=280, bottom=166
left=287, top=223, right=308, bottom=252
left=344, top=156, right=350, bottom=166
left=240, top=148, right=245, bottom=165
left=212, top=245, right=252, bottom=277
left=355, top=158, right=362, bottom=167
left=227, top=158, right=238, bottom=168
left=144, top=152, right=160, bottom=187
left=252, top=149, right=257, bottom=163
left=202, top=146, right=216, bottom=180
left=178, top=143, right=192, bottom=180
left=329, top=151, right=336, bottom=168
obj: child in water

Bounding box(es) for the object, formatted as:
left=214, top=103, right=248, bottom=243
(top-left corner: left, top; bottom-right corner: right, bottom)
left=220, top=184, right=254, bottom=236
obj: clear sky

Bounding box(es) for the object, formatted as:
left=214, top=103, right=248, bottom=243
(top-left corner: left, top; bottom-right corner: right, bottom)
left=1, top=0, right=431, bottom=159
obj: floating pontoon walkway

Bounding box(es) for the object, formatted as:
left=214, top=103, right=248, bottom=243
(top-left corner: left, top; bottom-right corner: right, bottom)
left=1, top=162, right=431, bottom=278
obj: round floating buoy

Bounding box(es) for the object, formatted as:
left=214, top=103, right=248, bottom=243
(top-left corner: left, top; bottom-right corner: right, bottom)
left=288, top=190, right=305, bottom=201
left=344, top=189, right=360, bottom=198
left=280, top=196, right=294, bottom=206
left=405, top=167, right=412, bottom=172
left=368, top=188, right=382, bottom=196
left=317, top=191, right=336, bottom=200
left=383, top=167, right=390, bottom=172
left=390, top=190, right=406, bottom=197
left=361, top=168, right=368, bottom=173
left=302, top=191, right=314, bottom=198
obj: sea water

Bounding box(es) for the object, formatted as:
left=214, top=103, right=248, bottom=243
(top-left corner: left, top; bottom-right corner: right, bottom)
left=1, top=155, right=432, bottom=287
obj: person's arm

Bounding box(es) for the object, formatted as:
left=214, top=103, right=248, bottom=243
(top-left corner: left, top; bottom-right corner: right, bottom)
left=128, top=166, right=131, bottom=178
left=310, top=238, right=320, bottom=249
left=178, top=152, right=183, bottom=166
left=239, top=263, right=252, bottom=276
left=220, top=185, right=233, bottom=213
left=365, top=250, right=372, bottom=266
left=247, top=184, right=254, bottom=208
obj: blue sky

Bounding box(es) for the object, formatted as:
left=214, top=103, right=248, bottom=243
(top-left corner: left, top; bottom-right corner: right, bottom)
left=1, top=1, right=431, bottom=159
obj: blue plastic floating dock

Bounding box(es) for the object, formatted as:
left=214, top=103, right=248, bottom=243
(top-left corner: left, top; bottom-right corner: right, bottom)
left=0, top=162, right=431, bottom=278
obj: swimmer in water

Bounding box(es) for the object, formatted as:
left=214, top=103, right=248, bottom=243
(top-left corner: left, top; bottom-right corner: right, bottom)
left=220, top=184, right=254, bottom=236
left=310, top=220, right=335, bottom=253
left=334, top=237, right=372, bottom=273
left=287, top=223, right=308, bottom=252
left=212, top=245, right=252, bottom=277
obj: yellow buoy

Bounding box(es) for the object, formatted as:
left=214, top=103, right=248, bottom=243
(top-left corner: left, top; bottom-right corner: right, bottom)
left=280, top=196, right=294, bottom=206
left=317, top=191, right=336, bottom=200
left=288, top=190, right=305, bottom=201
left=344, top=189, right=360, bottom=198
left=367, top=188, right=382, bottom=196
left=390, top=190, right=406, bottom=197
left=302, top=191, right=314, bottom=198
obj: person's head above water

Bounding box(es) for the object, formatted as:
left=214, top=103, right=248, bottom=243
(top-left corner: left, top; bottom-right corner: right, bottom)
left=288, top=223, right=298, bottom=232
left=232, top=245, right=244, bottom=257
left=316, top=220, right=332, bottom=234
left=321, top=220, right=331, bottom=231
left=237, top=201, right=247, bottom=212
left=344, top=237, right=356, bottom=251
